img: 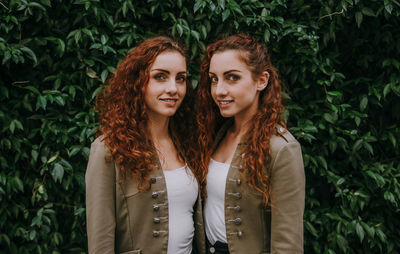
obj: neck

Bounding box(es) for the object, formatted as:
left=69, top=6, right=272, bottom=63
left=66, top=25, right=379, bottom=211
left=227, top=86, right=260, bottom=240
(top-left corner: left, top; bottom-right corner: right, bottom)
left=147, top=113, right=170, bottom=145
left=231, top=114, right=253, bottom=138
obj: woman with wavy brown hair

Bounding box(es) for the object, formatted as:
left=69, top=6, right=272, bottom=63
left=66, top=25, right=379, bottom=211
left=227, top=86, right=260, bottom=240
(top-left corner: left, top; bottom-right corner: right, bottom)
left=85, top=36, right=205, bottom=254
left=196, top=33, right=305, bottom=254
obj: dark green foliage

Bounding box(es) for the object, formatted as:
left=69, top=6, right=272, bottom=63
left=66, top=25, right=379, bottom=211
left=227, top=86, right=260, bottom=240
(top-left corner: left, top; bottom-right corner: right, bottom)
left=1, top=0, right=399, bottom=253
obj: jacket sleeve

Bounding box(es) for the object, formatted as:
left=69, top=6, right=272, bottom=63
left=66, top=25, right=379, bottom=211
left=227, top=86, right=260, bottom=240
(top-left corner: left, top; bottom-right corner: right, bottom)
left=85, top=139, right=116, bottom=254
left=270, top=141, right=305, bottom=254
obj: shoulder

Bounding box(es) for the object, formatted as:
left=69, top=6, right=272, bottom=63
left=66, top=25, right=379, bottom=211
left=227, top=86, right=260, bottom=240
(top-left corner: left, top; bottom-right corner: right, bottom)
left=86, top=135, right=116, bottom=180
left=269, top=126, right=302, bottom=165
left=88, top=135, right=113, bottom=163
left=90, top=135, right=108, bottom=151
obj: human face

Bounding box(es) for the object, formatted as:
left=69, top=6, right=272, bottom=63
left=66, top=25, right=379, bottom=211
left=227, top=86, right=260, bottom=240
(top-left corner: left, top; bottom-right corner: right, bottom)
left=144, top=51, right=187, bottom=120
left=209, top=50, right=267, bottom=120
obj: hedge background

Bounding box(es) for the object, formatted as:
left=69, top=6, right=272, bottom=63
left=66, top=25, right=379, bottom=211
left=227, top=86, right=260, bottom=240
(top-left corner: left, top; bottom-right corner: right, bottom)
left=1, top=0, right=399, bottom=253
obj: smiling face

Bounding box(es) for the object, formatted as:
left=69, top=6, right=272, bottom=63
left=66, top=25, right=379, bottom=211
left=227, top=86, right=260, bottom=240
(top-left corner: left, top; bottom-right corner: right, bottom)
left=209, top=49, right=268, bottom=120
left=144, top=50, right=187, bottom=120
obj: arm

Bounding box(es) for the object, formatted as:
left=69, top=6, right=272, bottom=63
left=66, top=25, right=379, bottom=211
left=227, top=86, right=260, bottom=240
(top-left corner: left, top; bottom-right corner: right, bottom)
left=270, top=142, right=305, bottom=254
left=85, top=138, right=116, bottom=254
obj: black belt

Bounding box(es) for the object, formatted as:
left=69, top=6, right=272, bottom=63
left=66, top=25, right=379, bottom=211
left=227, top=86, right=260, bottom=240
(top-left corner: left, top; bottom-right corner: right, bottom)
left=206, top=239, right=229, bottom=254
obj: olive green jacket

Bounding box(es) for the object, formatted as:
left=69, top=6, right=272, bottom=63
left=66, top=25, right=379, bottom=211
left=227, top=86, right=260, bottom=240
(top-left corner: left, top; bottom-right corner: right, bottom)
left=85, top=137, right=206, bottom=254
left=210, top=122, right=305, bottom=254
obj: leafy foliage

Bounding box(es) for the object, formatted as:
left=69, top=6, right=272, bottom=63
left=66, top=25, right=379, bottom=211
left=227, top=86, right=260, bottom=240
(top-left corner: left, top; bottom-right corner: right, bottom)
left=1, top=0, right=399, bottom=253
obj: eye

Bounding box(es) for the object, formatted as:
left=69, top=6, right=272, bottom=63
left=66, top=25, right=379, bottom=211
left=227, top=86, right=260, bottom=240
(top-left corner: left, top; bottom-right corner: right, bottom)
left=154, top=73, right=167, bottom=81
left=226, top=74, right=239, bottom=81
left=176, top=75, right=186, bottom=83
left=209, top=76, right=218, bottom=84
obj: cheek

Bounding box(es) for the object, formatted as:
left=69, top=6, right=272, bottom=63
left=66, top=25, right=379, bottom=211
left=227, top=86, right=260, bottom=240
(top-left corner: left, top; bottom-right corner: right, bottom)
left=179, top=84, right=186, bottom=97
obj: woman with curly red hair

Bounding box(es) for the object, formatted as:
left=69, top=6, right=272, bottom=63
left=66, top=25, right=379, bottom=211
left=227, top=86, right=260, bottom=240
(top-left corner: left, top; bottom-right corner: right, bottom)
left=85, top=36, right=205, bottom=254
left=196, top=34, right=305, bottom=253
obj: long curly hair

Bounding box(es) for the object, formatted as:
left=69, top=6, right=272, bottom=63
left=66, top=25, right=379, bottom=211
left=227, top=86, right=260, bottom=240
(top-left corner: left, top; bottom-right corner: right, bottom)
left=197, top=33, right=285, bottom=203
left=96, top=36, right=199, bottom=191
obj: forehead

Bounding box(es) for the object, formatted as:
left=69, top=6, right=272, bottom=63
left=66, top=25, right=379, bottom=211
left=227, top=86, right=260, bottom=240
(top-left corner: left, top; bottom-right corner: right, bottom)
left=151, top=51, right=186, bottom=70
left=209, top=50, right=248, bottom=73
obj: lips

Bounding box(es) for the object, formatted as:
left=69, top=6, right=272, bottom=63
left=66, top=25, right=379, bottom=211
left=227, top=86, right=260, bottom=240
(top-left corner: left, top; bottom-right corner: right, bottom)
left=218, top=99, right=233, bottom=108
left=160, top=98, right=178, bottom=102
left=159, top=98, right=178, bottom=106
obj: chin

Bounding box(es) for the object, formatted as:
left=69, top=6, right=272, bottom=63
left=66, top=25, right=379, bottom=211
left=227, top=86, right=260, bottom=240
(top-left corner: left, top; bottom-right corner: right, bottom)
left=219, top=110, right=234, bottom=118
left=163, top=109, right=179, bottom=117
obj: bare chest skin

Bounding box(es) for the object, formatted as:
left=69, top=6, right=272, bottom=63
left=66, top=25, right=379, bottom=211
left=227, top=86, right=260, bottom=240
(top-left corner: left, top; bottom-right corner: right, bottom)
left=155, top=137, right=185, bottom=171
left=212, top=129, right=242, bottom=164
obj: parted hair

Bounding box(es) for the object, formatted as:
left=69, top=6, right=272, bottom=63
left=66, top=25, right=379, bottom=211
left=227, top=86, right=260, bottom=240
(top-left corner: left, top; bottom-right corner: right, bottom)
left=96, top=36, right=199, bottom=191
left=197, top=33, right=285, bottom=203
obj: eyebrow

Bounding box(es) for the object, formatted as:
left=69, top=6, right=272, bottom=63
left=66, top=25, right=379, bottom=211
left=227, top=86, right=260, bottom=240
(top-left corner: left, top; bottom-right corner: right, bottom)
left=151, top=69, right=187, bottom=75
left=209, top=70, right=242, bottom=75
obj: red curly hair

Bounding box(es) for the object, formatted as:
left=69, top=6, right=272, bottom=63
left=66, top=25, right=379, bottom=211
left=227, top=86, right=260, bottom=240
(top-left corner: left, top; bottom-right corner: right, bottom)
left=96, top=36, right=199, bottom=191
left=196, top=34, right=285, bottom=203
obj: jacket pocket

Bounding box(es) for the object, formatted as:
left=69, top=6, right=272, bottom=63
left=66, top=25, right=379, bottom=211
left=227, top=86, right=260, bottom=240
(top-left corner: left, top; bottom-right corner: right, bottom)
left=120, top=250, right=141, bottom=254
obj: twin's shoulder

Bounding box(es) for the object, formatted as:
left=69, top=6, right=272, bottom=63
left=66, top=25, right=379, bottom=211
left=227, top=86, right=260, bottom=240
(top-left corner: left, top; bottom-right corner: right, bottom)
left=90, top=136, right=111, bottom=155
left=91, top=135, right=106, bottom=147
left=270, top=126, right=301, bottom=155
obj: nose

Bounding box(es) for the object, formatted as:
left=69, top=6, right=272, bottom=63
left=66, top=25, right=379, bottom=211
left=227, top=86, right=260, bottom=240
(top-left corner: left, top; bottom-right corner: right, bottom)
left=214, top=81, right=228, bottom=97
left=166, top=79, right=177, bottom=94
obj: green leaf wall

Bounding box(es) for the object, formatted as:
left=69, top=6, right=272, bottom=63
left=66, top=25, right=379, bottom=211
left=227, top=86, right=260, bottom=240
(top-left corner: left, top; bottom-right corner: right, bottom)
left=1, top=0, right=399, bottom=253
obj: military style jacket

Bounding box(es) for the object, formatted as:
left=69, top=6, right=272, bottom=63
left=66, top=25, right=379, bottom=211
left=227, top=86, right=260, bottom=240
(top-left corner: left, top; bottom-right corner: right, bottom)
left=85, top=137, right=206, bottom=254
left=210, top=122, right=305, bottom=254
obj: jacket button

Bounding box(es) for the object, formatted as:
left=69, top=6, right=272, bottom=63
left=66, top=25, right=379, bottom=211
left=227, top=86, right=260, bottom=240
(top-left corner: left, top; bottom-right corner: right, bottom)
left=152, top=192, right=158, bottom=198
left=234, top=206, right=241, bottom=212
left=235, top=193, right=242, bottom=200
left=209, top=247, right=215, bottom=253
left=153, top=205, right=159, bottom=211
left=153, top=231, right=159, bottom=237
left=150, top=177, right=156, bottom=184
left=237, top=231, right=243, bottom=237
left=236, top=179, right=241, bottom=185
left=234, top=218, right=242, bottom=225
left=153, top=217, right=161, bottom=224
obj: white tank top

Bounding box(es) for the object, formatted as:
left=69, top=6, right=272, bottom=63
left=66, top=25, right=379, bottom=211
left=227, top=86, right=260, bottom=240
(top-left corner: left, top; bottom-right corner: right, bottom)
left=204, top=159, right=230, bottom=244
left=163, top=165, right=198, bottom=254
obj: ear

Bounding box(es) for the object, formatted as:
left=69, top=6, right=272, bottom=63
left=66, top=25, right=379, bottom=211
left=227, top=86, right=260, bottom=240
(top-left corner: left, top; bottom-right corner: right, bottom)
left=256, top=71, right=270, bottom=91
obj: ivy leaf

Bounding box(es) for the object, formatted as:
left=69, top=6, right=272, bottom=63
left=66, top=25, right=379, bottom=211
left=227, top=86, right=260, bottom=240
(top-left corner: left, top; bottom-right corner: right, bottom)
left=383, top=83, right=391, bottom=98
left=222, top=9, right=230, bottom=22
left=360, top=96, right=368, bottom=111
left=51, top=163, right=64, bottom=183
left=36, top=96, right=47, bottom=110
left=20, top=47, right=37, bottom=64
left=361, top=7, right=375, bottom=17
left=263, top=29, right=270, bottom=42
left=193, top=1, right=202, bottom=13
left=355, top=12, right=363, bottom=28
left=356, top=222, right=365, bottom=242
left=176, top=24, right=183, bottom=36
left=191, top=30, right=200, bottom=42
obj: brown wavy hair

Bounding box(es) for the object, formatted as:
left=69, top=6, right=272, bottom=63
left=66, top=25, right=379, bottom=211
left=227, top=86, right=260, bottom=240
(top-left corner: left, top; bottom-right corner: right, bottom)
left=197, top=33, right=285, bottom=203
left=96, top=36, right=199, bottom=191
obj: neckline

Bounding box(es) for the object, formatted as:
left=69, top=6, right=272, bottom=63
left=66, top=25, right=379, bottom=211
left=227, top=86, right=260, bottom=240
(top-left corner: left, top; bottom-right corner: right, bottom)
left=210, top=158, right=231, bottom=166
left=163, top=164, right=187, bottom=172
